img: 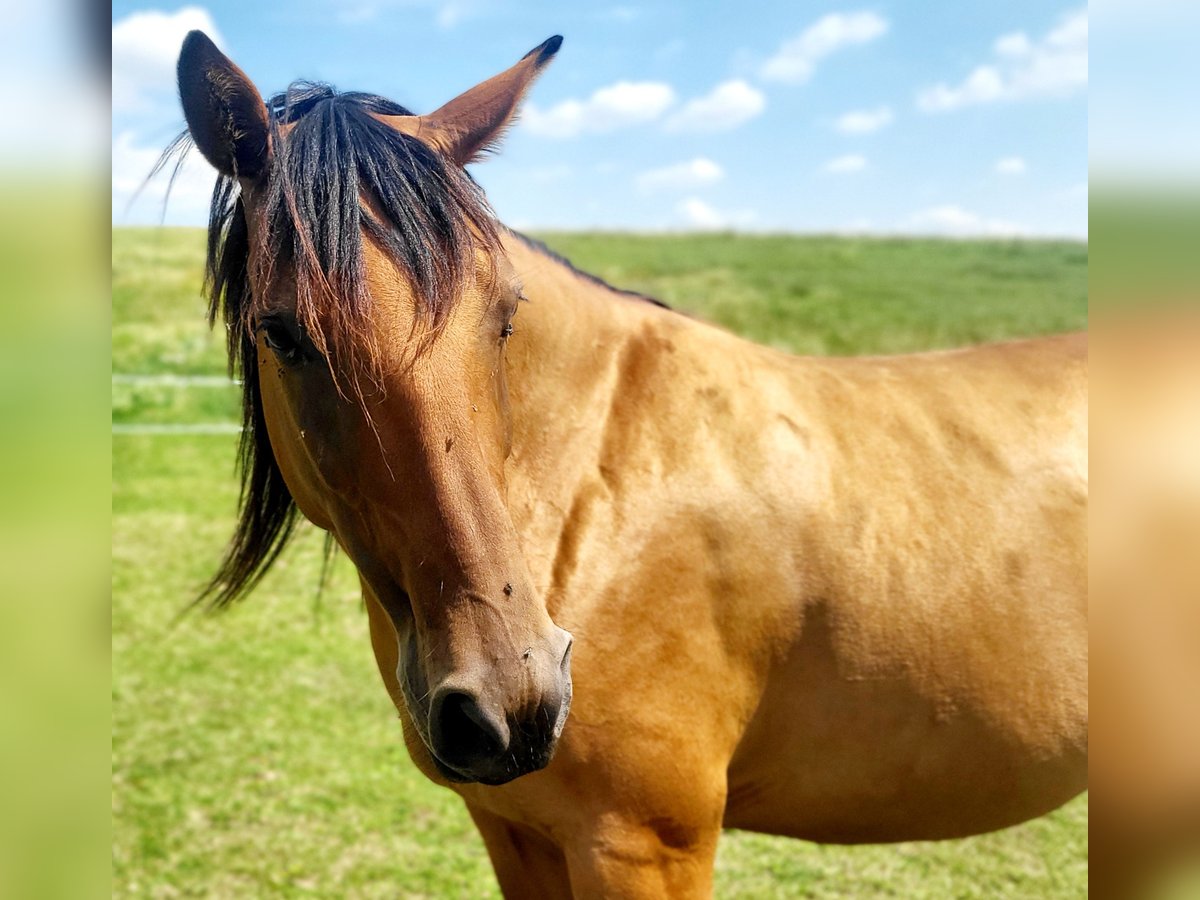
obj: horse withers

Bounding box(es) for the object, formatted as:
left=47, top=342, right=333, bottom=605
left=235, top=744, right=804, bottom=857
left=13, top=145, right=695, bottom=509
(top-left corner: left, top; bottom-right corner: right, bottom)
left=175, top=32, right=1087, bottom=897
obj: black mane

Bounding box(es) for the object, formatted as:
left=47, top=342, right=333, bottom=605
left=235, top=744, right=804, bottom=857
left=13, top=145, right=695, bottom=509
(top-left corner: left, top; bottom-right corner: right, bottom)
left=509, top=232, right=669, bottom=309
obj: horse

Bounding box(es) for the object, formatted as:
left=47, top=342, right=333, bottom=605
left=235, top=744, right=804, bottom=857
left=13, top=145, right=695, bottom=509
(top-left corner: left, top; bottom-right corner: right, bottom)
left=174, top=31, right=1088, bottom=897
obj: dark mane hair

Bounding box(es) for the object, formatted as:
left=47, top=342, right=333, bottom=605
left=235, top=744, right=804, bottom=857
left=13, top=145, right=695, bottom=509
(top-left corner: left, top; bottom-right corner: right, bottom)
left=164, top=82, right=501, bottom=608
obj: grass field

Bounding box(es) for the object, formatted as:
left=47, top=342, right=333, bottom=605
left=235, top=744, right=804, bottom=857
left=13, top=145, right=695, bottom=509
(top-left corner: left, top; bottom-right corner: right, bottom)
left=112, top=227, right=1088, bottom=898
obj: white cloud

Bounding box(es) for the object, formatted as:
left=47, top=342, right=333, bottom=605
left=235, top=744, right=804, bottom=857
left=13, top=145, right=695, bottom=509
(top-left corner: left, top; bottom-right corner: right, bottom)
left=834, top=106, right=894, bottom=135
left=522, top=81, right=676, bottom=138
left=112, top=7, right=225, bottom=113
left=676, top=197, right=757, bottom=231
left=995, top=156, right=1028, bottom=175
left=112, top=131, right=218, bottom=223
left=840, top=218, right=876, bottom=233
left=678, top=197, right=726, bottom=229
left=908, top=204, right=1026, bottom=236
left=637, top=158, right=724, bottom=192
left=663, top=80, right=765, bottom=133
left=917, top=8, right=1087, bottom=112
left=823, top=154, right=868, bottom=174
left=994, top=32, right=1034, bottom=58
left=760, top=11, right=889, bottom=84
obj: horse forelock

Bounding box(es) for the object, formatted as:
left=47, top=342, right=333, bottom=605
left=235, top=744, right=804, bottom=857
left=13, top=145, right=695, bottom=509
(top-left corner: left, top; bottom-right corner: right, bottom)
left=256, top=83, right=501, bottom=378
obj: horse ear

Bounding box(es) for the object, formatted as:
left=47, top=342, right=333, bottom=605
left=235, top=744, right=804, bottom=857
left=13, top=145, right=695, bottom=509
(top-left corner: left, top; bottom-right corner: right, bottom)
left=177, top=31, right=270, bottom=179
left=401, top=35, right=563, bottom=166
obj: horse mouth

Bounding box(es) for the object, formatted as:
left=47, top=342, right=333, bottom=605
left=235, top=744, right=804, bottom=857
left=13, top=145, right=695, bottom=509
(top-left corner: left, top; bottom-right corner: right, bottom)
left=427, top=737, right=561, bottom=786
left=429, top=754, right=530, bottom=786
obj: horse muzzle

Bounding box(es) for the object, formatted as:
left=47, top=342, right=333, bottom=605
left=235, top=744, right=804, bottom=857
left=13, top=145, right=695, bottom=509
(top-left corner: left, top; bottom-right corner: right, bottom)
left=424, top=629, right=573, bottom=786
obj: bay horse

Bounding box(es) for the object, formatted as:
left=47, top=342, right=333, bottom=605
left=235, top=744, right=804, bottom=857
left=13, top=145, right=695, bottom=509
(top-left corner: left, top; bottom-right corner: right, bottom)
left=175, top=32, right=1087, bottom=897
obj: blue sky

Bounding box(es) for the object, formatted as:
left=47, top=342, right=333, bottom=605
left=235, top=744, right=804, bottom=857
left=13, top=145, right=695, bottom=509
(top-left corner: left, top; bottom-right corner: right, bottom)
left=112, top=2, right=1088, bottom=236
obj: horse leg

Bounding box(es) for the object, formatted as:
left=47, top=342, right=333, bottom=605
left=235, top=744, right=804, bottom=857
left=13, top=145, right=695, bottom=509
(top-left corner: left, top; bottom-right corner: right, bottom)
left=467, top=804, right=572, bottom=899
left=561, top=813, right=723, bottom=899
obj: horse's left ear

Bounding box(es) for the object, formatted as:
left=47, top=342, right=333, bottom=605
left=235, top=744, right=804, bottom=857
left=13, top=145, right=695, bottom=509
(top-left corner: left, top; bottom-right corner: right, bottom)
left=384, top=35, right=562, bottom=166
left=177, top=31, right=270, bottom=179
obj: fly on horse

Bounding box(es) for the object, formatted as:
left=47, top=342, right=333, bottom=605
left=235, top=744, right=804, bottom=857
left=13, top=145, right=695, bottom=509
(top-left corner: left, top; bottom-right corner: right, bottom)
left=175, top=32, right=1088, bottom=897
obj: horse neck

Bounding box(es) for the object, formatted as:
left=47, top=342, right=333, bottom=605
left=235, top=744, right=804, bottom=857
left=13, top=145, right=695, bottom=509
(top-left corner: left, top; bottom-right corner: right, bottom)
left=501, top=230, right=645, bottom=429
left=496, top=231, right=648, bottom=554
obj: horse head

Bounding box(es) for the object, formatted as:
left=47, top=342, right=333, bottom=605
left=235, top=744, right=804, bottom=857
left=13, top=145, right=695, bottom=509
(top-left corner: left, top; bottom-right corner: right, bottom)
left=177, top=31, right=572, bottom=786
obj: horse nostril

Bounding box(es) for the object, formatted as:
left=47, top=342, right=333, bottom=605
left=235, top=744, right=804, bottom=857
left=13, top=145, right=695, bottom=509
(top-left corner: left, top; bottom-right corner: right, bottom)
left=431, top=690, right=510, bottom=770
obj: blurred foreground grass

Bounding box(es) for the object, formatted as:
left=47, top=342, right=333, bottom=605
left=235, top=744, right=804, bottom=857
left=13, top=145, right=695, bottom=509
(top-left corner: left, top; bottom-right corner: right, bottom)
left=112, top=227, right=1087, bottom=897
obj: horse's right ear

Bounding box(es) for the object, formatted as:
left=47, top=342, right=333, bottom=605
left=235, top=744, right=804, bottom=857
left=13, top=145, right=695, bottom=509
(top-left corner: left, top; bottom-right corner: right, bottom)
left=177, top=31, right=270, bottom=179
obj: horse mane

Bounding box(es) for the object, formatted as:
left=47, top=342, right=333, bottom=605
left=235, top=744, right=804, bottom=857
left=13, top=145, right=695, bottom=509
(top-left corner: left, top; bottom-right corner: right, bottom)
left=507, top=231, right=669, bottom=310
left=166, top=82, right=501, bottom=608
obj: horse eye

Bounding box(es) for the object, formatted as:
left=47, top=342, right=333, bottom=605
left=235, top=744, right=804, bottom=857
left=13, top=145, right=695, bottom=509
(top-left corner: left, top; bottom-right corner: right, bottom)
left=501, top=322, right=514, bottom=339
left=258, top=319, right=302, bottom=364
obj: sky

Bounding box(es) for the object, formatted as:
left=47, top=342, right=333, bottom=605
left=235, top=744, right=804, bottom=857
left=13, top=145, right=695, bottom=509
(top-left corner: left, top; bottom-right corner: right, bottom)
left=112, top=1, right=1089, bottom=236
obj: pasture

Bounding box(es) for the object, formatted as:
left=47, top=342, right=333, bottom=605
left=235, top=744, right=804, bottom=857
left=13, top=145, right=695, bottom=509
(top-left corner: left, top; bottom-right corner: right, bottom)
left=112, top=227, right=1087, bottom=898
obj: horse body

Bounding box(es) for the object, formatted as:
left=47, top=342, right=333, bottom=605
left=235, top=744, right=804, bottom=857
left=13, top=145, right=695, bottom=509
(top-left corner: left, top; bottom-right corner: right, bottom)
left=362, top=235, right=1087, bottom=890
left=175, top=32, right=1087, bottom=897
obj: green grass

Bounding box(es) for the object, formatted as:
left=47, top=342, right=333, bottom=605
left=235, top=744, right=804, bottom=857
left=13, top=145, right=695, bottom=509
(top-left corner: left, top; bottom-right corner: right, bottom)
left=536, top=232, right=1087, bottom=355
left=112, top=227, right=1088, bottom=897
